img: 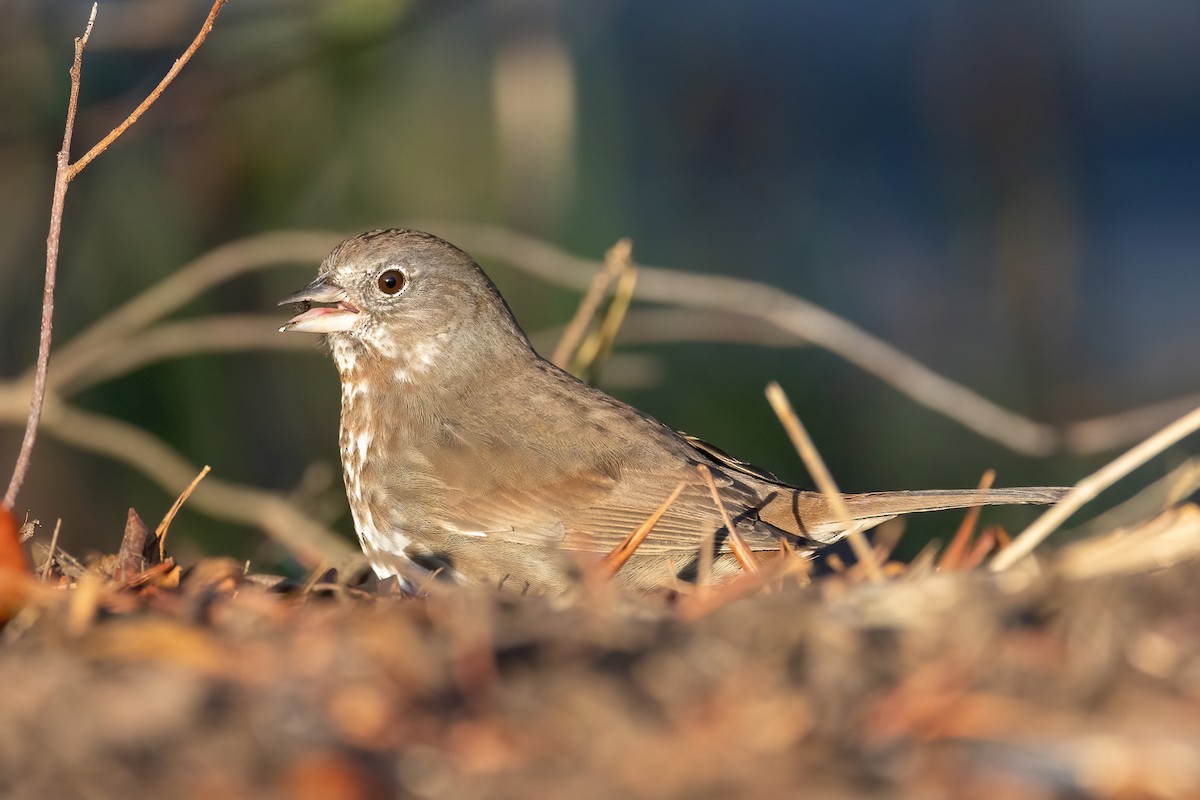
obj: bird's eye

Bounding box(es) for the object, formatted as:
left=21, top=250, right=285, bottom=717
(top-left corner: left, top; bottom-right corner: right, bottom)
left=377, top=269, right=405, bottom=295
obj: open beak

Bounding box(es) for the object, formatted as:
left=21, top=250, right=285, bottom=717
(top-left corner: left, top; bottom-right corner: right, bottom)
left=278, top=276, right=360, bottom=333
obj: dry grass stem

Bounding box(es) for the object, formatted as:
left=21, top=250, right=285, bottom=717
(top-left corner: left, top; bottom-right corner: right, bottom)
left=960, top=528, right=999, bottom=570
left=765, top=382, right=885, bottom=583
left=696, top=464, right=759, bottom=574
left=904, top=539, right=942, bottom=580
left=598, top=480, right=687, bottom=578
left=573, top=257, right=638, bottom=381
left=156, top=465, right=212, bottom=561
left=939, top=469, right=995, bottom=571
left=992, top=404, right=1200, bottom=570
left=552, top=238, right=633, bottom=369
left=40, top=519, right=62, bottom=582
left=1066, top=457, right=1200, bottom=541
left=1057, top=504, right=1200, bottom=579
left=677, top=553, right=807, bottom=621
left=871, top=520, right=906, bottom=565
left=300, top=562, right=334, bottom=595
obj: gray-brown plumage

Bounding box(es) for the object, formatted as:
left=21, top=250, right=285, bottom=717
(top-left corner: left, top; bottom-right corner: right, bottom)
left=281, top=229, right=1064, bottom=592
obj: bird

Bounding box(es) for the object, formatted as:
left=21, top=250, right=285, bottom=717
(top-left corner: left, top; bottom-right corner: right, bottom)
left=280, top=229, right=1065, bottom=592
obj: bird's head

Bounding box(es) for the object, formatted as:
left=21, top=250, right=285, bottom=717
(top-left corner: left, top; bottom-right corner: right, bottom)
left=279, top=229, right=529, bottom=377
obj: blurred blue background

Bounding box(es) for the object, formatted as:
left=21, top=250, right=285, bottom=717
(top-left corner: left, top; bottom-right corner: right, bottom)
left=1, top=0, right=1197, bottom=564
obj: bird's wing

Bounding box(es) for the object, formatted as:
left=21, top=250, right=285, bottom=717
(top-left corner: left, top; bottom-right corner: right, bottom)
left=436, top=456, right=787, bottom=555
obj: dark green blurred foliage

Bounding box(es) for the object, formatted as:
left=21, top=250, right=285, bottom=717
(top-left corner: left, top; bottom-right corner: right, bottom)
left=1, top=1, right=1197, bottom=564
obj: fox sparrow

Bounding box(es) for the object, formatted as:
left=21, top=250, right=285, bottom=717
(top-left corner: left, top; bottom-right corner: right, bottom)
left=280, top=229, right=1063, bottom=592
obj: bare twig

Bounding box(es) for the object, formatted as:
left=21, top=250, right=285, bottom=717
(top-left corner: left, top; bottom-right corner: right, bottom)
left=532, top=308, right=803, bottom=354
left=3, top=6, right=96, bottom=510
left=4, top=0, right=227, bottom=510
left=45, top=232, right=342, bottom=385
left=0, top=396, right=354, bottom=568
left=68, top=1, right=228, bottom=180
left=62, top=310, right=787, bottom=397
left=54, top=314, right=315, bottom=394
left=765, top=381, right=885, bottom=583
left=426, top=222, right=1198, bottom=458
left=991, top=404, right=1200, bottom=570
left=1061, top=393, right=1200, bottom=454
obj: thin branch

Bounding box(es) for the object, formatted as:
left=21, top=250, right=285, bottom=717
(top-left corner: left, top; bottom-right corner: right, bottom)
left=67, top=0, right=228, bottom=180
left=53, top=314, right=317, bottom=394
left=1062, top=393, right=1200, bottom=454
left=531, top=308, right=804, bottom=353
left=4, top=0, right=227, bottom=510
left=61, top=307, right=794, bottom=399
left=35, top=225, right=1196, bottom=460
left=0, top=394, right=354, bottom=568
left=47, top=232, right=341, bottom=377
left=3, top=5, right=96, bottom=511
left=421, top=224, right=1083, bottom=457
left=765, top=382, right=885, bottom=583
left=991, top=404, right=1200, bottom=571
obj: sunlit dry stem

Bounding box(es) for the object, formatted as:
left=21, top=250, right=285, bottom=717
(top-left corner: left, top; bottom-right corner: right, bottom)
left=962, top=528, right=998, bottom=570
left=939, top=468, right=995, bottom=571
left=552, top=238, right=632, bottom=369
left=41, top=519, right=62, bottom=582
left=992, top=403, right=1200, bottom=570
left=156, top=464, right=212, bottom=561
left=696, top=464, right=759, bottom=574
left=574, top=256, right=638, bottom=380
left=764, top=381, right=885, bottom=584
left=598, top=480, right=687, bottom=578
left=677, top=552, right=806, bottom=622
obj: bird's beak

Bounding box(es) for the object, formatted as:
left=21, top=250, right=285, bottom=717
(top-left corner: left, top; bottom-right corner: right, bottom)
left=278, top=276, right=360, bottom=333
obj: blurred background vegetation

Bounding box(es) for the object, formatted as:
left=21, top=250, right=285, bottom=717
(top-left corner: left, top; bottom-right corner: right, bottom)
left=1, top=0, right=1197, bottom=567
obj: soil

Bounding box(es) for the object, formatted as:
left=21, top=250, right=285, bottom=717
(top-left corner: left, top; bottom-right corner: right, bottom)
left=1, top=507, right=1199, bottom=799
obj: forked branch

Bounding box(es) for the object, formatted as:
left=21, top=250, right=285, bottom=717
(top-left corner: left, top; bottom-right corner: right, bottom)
left=3, top=0, right=227, bottom=510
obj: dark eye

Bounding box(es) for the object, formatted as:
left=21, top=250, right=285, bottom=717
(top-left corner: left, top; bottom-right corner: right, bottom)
left=377, top=269, right=405, bottom=295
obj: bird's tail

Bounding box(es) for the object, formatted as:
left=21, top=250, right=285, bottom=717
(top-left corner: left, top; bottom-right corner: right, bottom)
left=761, top=486, right=1068, bottom=545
